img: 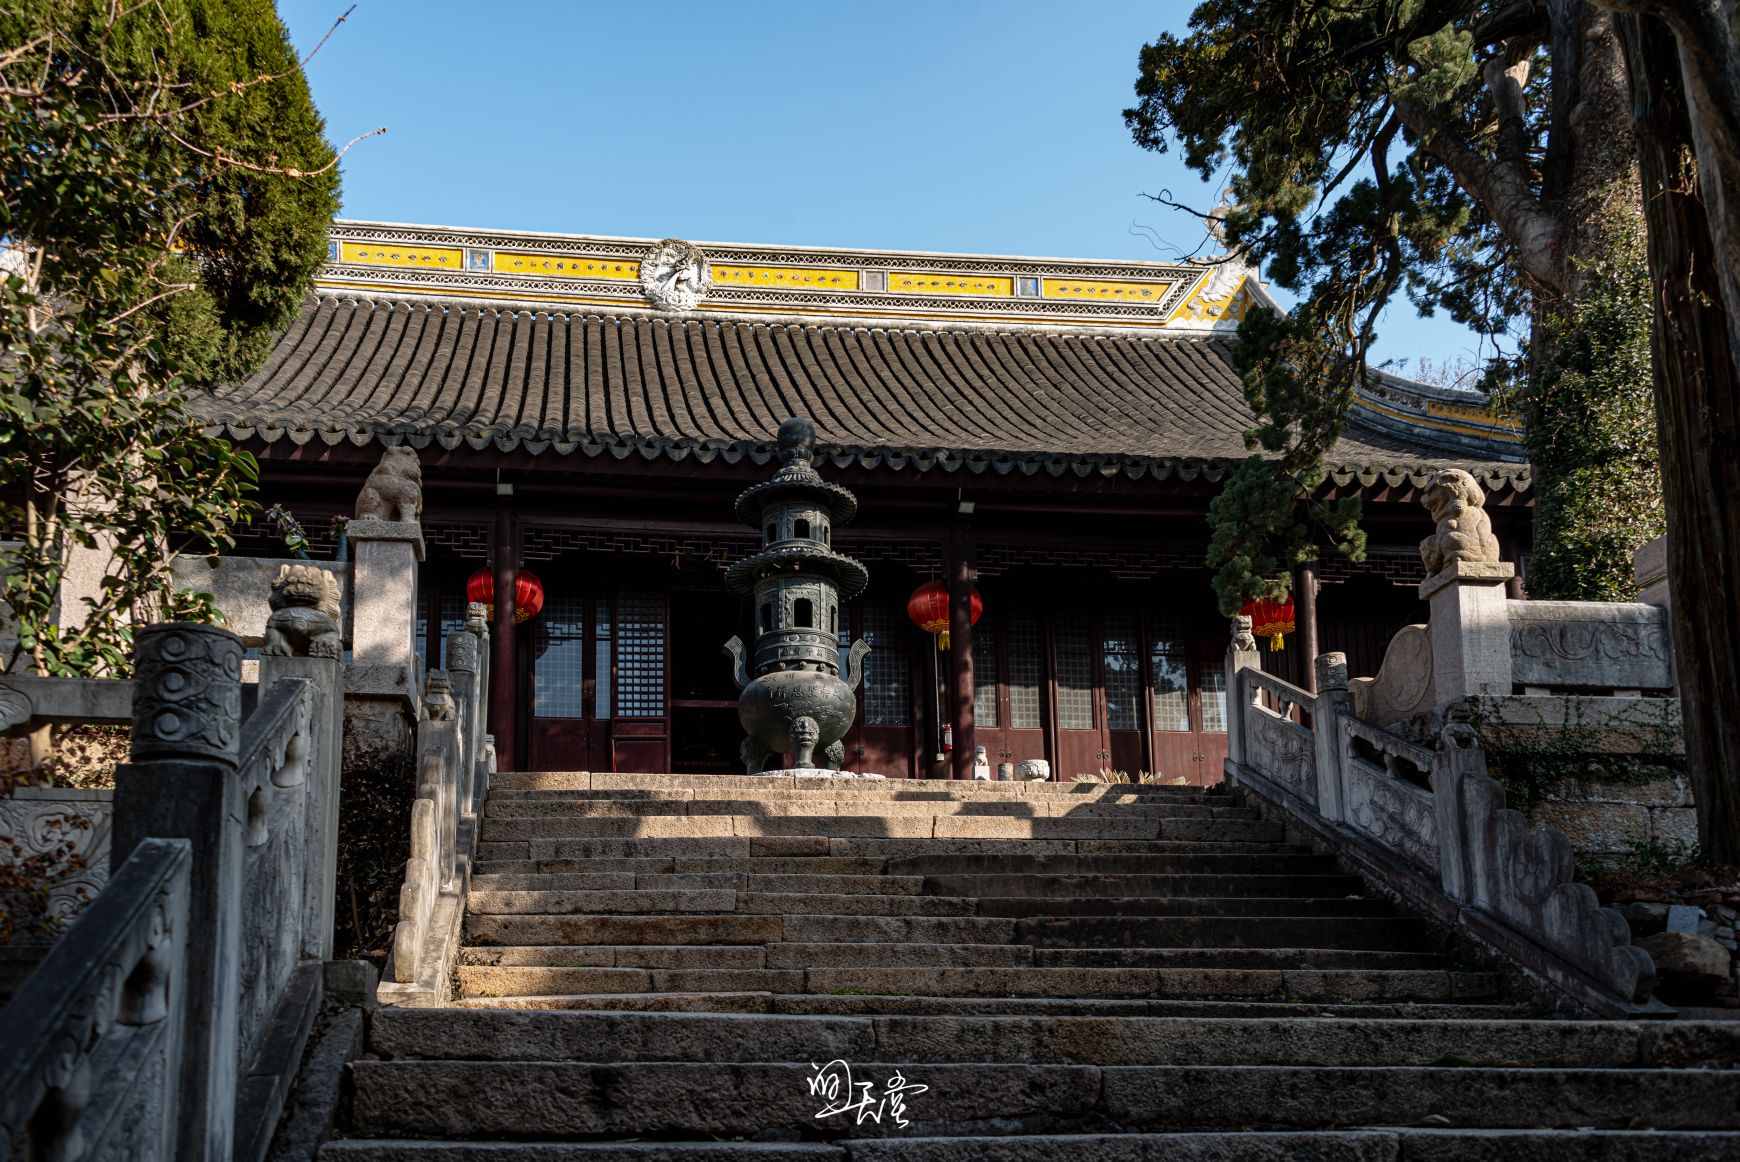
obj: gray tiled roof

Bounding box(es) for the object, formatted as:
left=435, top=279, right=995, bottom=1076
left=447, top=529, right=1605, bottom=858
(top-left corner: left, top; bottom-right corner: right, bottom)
left=192, top=295, right=1529, bottom=492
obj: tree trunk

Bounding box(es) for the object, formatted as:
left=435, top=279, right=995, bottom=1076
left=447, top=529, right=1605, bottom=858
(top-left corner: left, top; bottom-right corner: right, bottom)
left=1617, top=13, right=1740, bottom=864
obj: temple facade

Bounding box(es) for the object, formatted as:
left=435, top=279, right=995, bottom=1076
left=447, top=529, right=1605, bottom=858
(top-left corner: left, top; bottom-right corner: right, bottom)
left=192, top=220, right=1530, bottom=780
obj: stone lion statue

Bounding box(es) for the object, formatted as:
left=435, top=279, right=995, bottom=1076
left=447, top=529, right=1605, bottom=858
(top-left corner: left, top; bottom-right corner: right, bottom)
left=262, top=565, right=342, bottom=658
left=355, top=446, right=423, bottom=522
left=422, top=671, right=455, bottom=721
left=1419, top=468, right=1501, bottom=575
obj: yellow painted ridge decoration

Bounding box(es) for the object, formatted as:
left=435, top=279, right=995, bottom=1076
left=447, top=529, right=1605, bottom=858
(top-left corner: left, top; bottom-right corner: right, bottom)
left=495, top=251, right=640, bottom=280
left=888, top=271, right=1014, bottom=297
left=714, top=265, right=860, bottom=291
left=1426, top=400, right=1522, bottom=431
left=312, top=279, right=1177, bottom=328
left=1167, top=274, right=1254, bottom=323
left=339, top=242, right=463, bottom=270
left=1043, top=276, right=1171, bottom=304
left=1360, top=397, right=1525, bottom=444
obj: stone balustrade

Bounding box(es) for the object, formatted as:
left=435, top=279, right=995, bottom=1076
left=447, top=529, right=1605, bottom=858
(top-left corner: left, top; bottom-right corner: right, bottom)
left=378, top=608, right=494, bottom=1006
left=1228, top=641, right=1661, bottom=1015
left=1226, top=490, right=1682, bottom=1016
left=0, top=622, right=344, bottom=1160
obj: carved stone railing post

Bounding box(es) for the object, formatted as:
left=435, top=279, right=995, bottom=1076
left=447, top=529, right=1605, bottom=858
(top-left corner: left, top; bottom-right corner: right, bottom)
left=467, top=602, right=491, bottom=812
left=256, top=651, right=343, bottom=959
left=1432, top=705, right=1486, bottom=904
left=110, top=623, right=244, bottom=1162
left=345, top=512, right=424, bottom=760
left=1224, top=615, right=1261, bottom=772
left=1312, top=652, right=1353, bottom=823
left=444, top=625, right=482, bottom=819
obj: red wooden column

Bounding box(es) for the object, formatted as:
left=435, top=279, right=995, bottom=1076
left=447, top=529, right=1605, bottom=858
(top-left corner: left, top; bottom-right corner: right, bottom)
left=490, top=503, right=519, bottom=771
left=948, top=530, right=977, bottom=780
left=1295, top=561, right=1320, bottom=692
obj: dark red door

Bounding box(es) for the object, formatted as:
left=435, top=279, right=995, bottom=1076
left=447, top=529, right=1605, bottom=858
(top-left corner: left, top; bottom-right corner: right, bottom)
left=839, top=600, right=916, bottom=777
left=1145, top=614, right=1231, bottom=787
left=527, top=590, right=670, bottom=773
left=1052, top=613, right=1103, bottom=780
left=608, top=591, right=670, bottom=772
left=527, top=591, right=610, bottom=772
left=1102, top=613, right=1147, bottom=776
left=971, top=613, right=1047, bottom=777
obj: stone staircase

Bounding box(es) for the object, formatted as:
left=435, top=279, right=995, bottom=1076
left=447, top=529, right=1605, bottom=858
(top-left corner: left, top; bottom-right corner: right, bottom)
left=324, top=774, right=1740, bottom=1159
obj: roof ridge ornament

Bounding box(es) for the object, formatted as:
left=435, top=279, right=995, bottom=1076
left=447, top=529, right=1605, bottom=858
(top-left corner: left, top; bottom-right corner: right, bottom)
left=641, top=237, right=712, bottom=311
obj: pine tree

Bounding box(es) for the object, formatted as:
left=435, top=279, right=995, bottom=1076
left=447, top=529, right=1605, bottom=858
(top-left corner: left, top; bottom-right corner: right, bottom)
left=1127, top=2, right=1663, bottom=610
left=0, top=0, right=344, bottom=676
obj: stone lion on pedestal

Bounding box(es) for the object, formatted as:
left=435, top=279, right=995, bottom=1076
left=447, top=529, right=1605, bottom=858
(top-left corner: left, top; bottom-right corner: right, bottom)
left=262, top=565, right=342, bottom=658
left=355, top=446, right=423, bottom=522
left=1419, top=469, right=1501, bottom=575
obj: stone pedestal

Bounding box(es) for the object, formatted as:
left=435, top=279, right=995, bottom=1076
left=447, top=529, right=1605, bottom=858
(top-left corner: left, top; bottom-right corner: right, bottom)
left=1634, top=533, right=1671, bottom=609
left=344, top=519, right=424, bottom=759
left=1421, top=560, right=1516, bottom=707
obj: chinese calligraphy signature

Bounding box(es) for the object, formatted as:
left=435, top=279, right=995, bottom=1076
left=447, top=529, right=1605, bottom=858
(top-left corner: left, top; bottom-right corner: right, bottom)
left=807, top=1059, right=929, bottom=1129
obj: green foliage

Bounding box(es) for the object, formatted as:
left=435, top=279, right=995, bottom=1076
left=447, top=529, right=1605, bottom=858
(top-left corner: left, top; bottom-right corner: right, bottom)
left=1468, top=696, right=1684, bottom=809
left=1512, top=221, right=1665, bottom=599
left=1127, top=2, right=1654, bottom=606
left=0, top=1, right=340, bottom=675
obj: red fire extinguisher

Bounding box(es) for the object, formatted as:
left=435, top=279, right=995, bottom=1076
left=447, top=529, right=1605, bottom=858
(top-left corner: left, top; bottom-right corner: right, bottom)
left=942, top=724, right=954, bottom=752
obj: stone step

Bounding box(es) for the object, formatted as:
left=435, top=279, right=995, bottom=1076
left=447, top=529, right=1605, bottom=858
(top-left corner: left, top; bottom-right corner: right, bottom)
left=478, top=836, right=1299, bottom=864
left=446, top=992, right=1534, bottom=1020
left=478, top=815, right=1283, bottom=843
left=919, top=873, right=1366, bottom=898
left=455, top=943, right=1456, bottom=972
left=346, top=1060, right=1740, bottom=1139
left=492, top=772, right=1227, bottom=798
left=470, top=872, right=930, bottom=895
left=368, top=1009, right=1740, bottom=1069
left=465, top=912, right=1435, bottom=951
left=469, top=869, right=1364, bottom=899
left=320, top=1131, right=1740, bottom=1162
left=474, top=847, right=1318, bottom=876
left=889, top=852, right=1335, bottom=876
left=453, top=964, right=1500, bottom=1003
left=485, top=799, right=1259, bottom=821
left=465, top=887, right=1394, bottom=920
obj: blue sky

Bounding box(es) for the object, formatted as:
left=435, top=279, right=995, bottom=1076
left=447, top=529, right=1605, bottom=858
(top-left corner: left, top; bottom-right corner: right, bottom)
left=280, top=0, right=1477, bottom=373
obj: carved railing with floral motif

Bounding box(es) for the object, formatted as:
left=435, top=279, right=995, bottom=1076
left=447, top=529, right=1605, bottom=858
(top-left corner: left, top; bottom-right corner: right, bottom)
left=0, top=623, right=344, bottom=1162
left=0, top=837, right=189, bottom=1159
left=0, top=676, right=133, bottom=936
left=1226, top=642, right=1662, bottom=1017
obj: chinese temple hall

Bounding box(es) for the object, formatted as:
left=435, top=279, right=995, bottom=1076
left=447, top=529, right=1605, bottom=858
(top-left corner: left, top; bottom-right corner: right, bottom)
left=193, top=221, right=1529, bottom=781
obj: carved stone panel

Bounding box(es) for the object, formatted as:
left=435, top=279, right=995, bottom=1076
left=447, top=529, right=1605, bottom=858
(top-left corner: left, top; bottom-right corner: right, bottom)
left=1508, top=602, right=1673, bottom=691
left=1247, top=709, right=1316, bottom=805
left=1348, top=624, right=1434, bottom=726
left=1346, top=763, right=1439, bottom=874
left=0, top=788, right=112, bottom=934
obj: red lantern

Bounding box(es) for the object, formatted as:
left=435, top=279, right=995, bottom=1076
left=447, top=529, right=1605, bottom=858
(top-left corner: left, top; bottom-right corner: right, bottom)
left=468, top=565, right=545, bottom=624
left=1239, top=594, right=1296, bottom=651
left=907, top=580, right=982, bottom=650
